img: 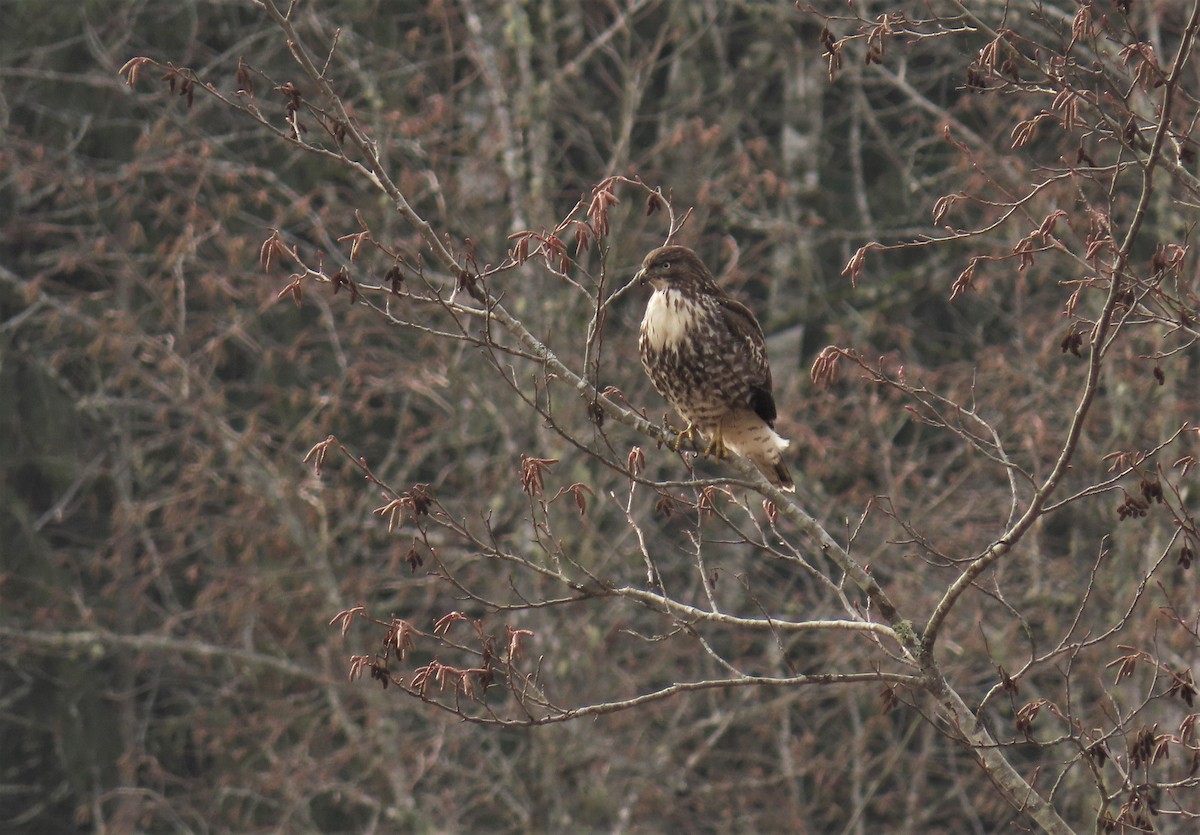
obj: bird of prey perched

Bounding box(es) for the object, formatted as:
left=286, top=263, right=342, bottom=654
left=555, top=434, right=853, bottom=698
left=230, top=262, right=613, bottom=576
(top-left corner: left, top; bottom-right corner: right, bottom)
left=637, top=244, right=795, bottom=491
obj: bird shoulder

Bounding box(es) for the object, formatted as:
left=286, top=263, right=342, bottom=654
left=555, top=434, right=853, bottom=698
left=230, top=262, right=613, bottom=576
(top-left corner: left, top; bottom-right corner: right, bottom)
left=716, top=295, right=766, bottom=344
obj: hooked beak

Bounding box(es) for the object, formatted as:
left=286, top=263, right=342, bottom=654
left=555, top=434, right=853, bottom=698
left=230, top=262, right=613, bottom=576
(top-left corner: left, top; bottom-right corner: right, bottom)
left=635, top=267, right=647, bottom=286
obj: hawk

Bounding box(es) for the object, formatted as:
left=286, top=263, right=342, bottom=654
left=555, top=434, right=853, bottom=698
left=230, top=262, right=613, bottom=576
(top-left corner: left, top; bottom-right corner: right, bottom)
left=637, top=245, right=795, bottom=491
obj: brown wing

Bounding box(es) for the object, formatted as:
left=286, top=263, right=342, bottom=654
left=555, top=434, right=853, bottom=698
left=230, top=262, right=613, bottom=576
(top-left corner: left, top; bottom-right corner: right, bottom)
left=716, top=295, right=778, bottom=426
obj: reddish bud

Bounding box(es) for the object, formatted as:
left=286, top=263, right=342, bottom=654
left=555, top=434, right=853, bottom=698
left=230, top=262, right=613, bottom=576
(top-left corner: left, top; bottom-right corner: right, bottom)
left=236, top=58, right=254, bottom=96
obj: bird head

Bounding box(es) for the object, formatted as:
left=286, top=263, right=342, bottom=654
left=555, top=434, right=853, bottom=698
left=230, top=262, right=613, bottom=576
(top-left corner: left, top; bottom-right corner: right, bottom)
left=636, top=245, right=719, bottom=293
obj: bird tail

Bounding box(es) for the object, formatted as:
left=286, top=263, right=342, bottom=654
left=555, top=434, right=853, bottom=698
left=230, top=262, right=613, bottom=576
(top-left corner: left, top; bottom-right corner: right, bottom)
left=722, top=412, right=796, bottom=492
left=751, top=437, right=795, bottom=492
left=765, top=456, right=795, bottom=493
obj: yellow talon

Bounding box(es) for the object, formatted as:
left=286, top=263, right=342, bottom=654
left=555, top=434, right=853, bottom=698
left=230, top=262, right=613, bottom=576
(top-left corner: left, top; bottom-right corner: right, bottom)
left=671, top=422, right=699, bottom=452
left=668, top=422, right=727, bottom=458
left=702, top=427, right=728, bottom=460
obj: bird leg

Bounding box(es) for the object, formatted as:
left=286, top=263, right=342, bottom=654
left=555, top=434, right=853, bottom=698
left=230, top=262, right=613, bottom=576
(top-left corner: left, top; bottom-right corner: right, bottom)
left=670, top=422, right=700, bottom=452
left=702, top=423, right=729, bottom=460
left=668, top=421, right=727, bottom=459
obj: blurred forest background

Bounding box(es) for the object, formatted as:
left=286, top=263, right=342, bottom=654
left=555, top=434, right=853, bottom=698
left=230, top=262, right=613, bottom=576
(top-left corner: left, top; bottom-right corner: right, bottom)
left=3, top=0, right=1200, bottom=832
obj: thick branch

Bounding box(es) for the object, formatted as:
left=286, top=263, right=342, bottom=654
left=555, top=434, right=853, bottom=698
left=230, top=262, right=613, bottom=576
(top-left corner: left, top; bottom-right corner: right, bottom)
left=3, top=626, right=326, bottom=684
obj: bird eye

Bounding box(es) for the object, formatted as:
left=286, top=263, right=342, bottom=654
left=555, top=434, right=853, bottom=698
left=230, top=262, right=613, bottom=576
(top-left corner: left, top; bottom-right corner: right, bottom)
left=661, top=261, right=671, bottom=270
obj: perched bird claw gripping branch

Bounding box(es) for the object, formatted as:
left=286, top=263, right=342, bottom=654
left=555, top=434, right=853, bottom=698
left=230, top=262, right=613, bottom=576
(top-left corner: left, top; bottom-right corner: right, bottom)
left=637, top=245, right=795, bottom=491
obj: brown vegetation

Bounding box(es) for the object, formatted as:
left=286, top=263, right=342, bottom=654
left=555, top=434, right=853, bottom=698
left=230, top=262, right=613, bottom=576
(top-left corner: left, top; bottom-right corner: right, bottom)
left=3, top=1, right=1199, bottom=831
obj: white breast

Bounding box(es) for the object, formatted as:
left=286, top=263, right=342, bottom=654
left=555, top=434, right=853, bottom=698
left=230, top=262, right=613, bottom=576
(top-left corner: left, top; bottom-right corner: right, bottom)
left=641, top=290, right=698, bottom=351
